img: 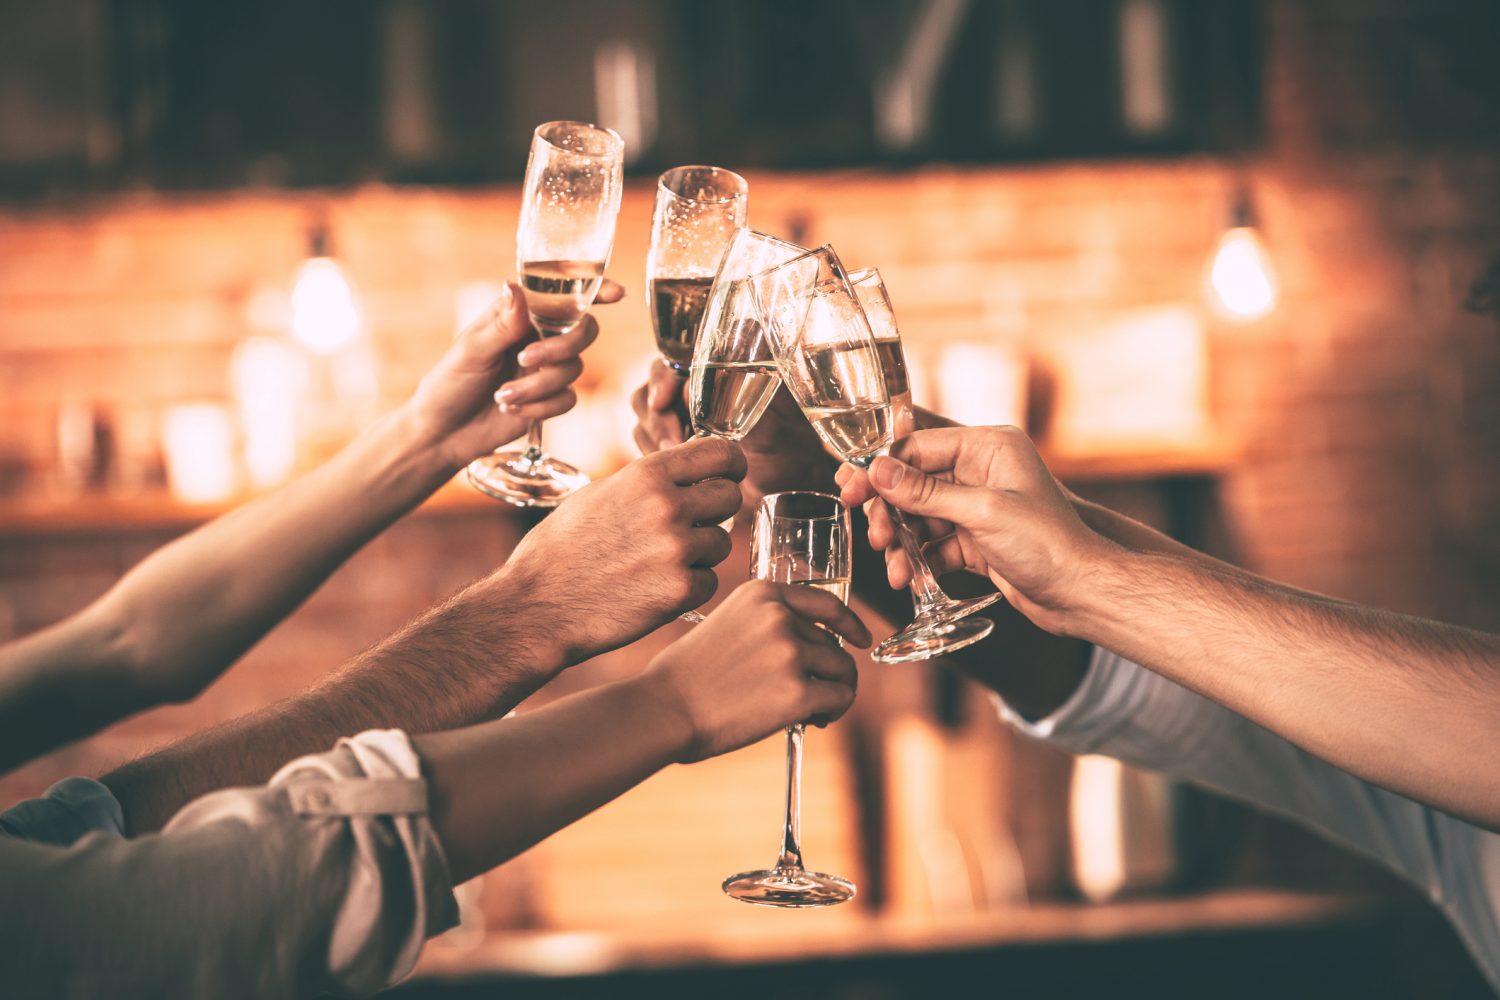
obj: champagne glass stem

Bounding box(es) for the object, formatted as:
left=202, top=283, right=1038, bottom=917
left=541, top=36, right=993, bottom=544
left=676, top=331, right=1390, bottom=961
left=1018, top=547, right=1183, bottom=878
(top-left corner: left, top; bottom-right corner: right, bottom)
left=889, top=505, right=950, bottom=610
left=774, top=723, right=806, bottom=871
left=852, top=452, right=948, bottom=610
left=519, top=419, right=545, bottom=466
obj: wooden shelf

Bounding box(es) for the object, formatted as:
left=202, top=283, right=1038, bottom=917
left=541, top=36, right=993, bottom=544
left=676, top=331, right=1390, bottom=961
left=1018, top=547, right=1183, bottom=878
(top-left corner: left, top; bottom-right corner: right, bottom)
left=0, top=476, right=510, bottom=538
left=1043, top=436, right=1237, bottom=483
left=0, top=439, right=1236, bottom=538
left=409, top=888, right=1382, bottom=982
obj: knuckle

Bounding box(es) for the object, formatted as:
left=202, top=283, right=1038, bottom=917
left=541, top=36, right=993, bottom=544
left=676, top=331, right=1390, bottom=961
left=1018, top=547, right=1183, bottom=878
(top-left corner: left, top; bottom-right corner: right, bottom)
left=644, top=490, right=679, bottom=524
left=748, top=578, right=780, bottom=603
left=664, top=571, right=696, bottom=607
left=661, top=531, right=693, bottom=564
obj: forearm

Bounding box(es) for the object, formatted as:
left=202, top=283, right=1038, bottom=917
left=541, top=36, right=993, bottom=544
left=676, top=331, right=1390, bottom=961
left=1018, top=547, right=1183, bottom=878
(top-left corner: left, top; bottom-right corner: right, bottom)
left=0, top=405, right=460, bottom=772
left=415, top=672, right=691, bottom=883
left=107, top=404, right=458, bottom=701
left=102, top=568, right=566, bottom=834
left=1073, top=550, right=1500, bottom=830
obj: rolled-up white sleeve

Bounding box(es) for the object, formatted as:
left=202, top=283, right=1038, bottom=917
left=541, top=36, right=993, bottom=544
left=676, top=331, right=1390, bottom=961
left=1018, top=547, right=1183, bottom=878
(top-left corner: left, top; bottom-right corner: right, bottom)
left=0, top=729, right=458, bottom=1000
left=993, top=645, right=1500, bottom=992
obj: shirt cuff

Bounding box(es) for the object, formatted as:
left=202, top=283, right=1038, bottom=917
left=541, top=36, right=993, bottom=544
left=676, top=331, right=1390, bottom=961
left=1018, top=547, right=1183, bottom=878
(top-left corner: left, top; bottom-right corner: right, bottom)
left=0, top=776, right=126, bottom=847
left=992, top=645, right=1151, bottom=754
left=267, top=729, right=459, bottom=994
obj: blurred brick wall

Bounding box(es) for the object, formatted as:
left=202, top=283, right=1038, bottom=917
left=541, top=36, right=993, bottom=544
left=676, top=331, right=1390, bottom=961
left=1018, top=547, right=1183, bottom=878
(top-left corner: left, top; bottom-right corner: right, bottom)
left=0, top=0, right=1498, bottom=944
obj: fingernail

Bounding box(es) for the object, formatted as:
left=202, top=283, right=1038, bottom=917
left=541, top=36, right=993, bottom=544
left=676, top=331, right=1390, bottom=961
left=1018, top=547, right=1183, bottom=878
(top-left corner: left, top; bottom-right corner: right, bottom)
left=872, top=456, right=904, bottom=490
left=834, top=465, right=851, bottom=487
left=495, top=388, right=518, bottom=411
left=517, top=349, right=538, bottom=366
left=496, top=283, right=514, bottom=310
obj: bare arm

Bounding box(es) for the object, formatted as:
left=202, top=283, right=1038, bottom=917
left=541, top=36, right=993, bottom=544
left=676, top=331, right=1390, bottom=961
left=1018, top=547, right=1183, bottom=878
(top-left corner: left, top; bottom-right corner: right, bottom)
left=843, top=425, right=1500, bottom=832
left=418, top=580, right=869, bottom=882
left=102, top=435, right=749, bottom=834
left=0, top=285, right=614, bottom=771
left=0, top=583, right=865, bottom=1000
left=1075, top=550, right=1500, bottom=830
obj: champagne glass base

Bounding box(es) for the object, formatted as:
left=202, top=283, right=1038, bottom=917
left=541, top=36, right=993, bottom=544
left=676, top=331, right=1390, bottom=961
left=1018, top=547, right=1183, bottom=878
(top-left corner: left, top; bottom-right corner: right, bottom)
left=722, top=867, right=856, bottom=908
left=871, top=593, right=1004, bottom=664
left=466, top=450, right=590, bottom=509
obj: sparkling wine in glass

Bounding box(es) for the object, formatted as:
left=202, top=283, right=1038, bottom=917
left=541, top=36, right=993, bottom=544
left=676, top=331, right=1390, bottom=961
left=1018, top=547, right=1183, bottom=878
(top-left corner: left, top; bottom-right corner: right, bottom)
left=672, top=228, right=809, bottom=623
left=467, top=121, right=624, bottom=508
left=846, top=266, right=1002, bottom=661
left=647, top=166, right=748, bottom=371
left=722, top=490, right=856, bottom=908
left=752, top=248, right=998, bottom=663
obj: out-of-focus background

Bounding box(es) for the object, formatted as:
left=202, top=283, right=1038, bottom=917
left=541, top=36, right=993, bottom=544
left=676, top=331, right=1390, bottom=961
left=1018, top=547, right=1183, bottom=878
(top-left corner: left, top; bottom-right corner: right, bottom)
left=2, top=1, right=1498, bottom=996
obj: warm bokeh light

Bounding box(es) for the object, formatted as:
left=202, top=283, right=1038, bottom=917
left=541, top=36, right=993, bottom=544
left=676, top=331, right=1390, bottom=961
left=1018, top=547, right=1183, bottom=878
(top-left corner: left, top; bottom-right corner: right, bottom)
left=161, top=403, right=239, bottom=503
left=231, top=336, right=305, bottom=489
left=934, top=343, right=1028, bottom=428
left=291, top=257, right=361, bottom=354
left=1208, top=226, right=1279, bottom=320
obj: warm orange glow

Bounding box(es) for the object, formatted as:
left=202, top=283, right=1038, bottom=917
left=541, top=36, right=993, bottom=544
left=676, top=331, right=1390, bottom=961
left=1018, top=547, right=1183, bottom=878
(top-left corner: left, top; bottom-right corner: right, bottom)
left=1070, top=755, right=1126, bottom=903
left=231, top=336, right=305, bottom=489
left=1208, top=226, right=1278, bottom=320
left=291, top=257, right=361, bottom=354
left=162, top=403, right=238, bottom=503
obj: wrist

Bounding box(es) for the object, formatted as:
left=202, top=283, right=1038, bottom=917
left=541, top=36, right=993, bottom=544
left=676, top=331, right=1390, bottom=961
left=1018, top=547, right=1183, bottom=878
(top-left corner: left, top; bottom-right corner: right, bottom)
left=473, top=563, right=572, bottom=677
left=383, top=402, right=468, bottom=484
left=617, top=669, right=699, bottom=766
left=1060, top=541, right=1142, bottom=644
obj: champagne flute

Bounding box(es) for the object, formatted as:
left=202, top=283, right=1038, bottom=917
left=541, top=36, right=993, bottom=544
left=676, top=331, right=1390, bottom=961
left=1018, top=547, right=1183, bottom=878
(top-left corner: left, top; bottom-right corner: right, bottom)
left=722, top=490, right=857, bottom=908
left=467, top=120, right=624, bottom=508
left=752, top=247, right=998, bottom=663
left=647, top=166, right=748, bottom=371
left=674, top=228, right=809, bottom=623
left=846, top=267, right=1003, bottom=662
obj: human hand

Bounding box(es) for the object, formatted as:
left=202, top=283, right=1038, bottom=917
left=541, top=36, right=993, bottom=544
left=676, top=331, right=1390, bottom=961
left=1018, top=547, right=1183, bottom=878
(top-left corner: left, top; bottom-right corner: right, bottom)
left=502, top=436, right=747, bottom=665
left=640, top=580, right=870, bottom=763
left=406, top=279, right=625, bottom=471
left=630, top=359, right=836, bottom=515
left=837, top=426, right=1119, bottom=632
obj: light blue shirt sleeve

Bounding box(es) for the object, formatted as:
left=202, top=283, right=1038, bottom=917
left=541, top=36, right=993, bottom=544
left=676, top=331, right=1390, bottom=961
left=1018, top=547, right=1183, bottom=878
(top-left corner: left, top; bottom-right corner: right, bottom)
left=996, top=645, right=1500, bottom=991
left=0, top=777, right=126, bottom=846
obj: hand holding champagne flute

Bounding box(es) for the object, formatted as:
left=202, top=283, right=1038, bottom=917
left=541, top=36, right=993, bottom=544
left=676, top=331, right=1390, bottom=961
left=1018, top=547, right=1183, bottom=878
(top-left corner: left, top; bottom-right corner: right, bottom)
left=752, top=247, right=1000, bottom=662
left=722, top=490, right=858, bottom=907
left=845, top=266, right=1003, bottom=660
left=468, top=120, right=624, bottom=507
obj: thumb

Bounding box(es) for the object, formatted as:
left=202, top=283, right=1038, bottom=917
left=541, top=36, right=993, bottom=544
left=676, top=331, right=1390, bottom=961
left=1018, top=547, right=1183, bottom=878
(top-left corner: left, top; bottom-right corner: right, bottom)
left=870, top=455, right=987, bottom=525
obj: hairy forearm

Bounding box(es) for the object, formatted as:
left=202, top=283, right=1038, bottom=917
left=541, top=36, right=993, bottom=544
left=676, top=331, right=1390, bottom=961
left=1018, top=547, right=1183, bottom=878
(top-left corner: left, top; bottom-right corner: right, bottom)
left=102, top=569, right=566, bottom=834
left=416, top=673, right=690, bottom=883
left=1074, top=550, right=1500, bottom=829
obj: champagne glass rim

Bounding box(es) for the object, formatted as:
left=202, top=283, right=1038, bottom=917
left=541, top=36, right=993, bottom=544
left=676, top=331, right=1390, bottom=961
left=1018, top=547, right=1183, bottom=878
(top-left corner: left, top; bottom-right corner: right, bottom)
left=743, top=241, right=841, bottom=286
left=846, top=266, right=880, bottom=284
left=658, top=165, right=749, bottom=204
left=532, top=120, right=625, bottom=158
left=758, top=490, right=846, bottom=520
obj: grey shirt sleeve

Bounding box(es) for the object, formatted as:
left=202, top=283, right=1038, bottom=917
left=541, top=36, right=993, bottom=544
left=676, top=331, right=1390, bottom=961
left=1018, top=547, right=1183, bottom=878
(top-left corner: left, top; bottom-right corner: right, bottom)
left=0, top=729, right=459, bottom=1000
left=993, top=646, right=1500, bottom=992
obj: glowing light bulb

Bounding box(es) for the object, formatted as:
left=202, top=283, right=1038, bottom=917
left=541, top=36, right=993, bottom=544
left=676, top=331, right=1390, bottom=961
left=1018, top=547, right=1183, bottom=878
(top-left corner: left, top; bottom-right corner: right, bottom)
left=1208, top=226, right=1278, bottom=320
left=291, top=257, right=361, bottom=354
